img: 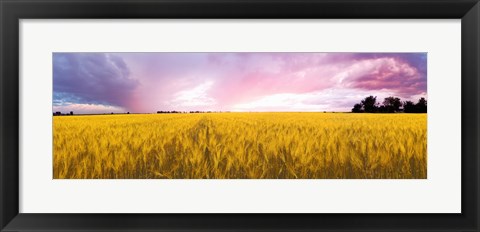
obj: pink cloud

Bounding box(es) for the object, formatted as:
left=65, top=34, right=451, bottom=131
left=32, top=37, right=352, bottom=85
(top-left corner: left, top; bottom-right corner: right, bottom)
left=340, top=57, right=426, bottom=97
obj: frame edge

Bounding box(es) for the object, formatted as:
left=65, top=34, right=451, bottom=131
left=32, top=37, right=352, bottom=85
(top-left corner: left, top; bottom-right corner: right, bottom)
left=1, top=0, right=479, bottom=231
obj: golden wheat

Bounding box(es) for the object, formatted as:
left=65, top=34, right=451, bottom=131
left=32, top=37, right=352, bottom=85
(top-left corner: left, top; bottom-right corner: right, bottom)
left=53, top=113, right=427, bottom=179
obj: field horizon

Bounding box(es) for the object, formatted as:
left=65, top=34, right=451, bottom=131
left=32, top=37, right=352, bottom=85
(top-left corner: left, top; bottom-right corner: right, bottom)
left=52, top=111, right=428, bottom=116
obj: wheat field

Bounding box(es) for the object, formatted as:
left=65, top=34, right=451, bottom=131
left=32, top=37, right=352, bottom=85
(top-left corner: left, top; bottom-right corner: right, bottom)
left=53, top=113, right=427, bottom=179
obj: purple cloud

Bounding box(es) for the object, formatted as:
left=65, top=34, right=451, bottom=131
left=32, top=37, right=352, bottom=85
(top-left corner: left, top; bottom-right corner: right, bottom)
left=53, top=53, right=139, bottom=110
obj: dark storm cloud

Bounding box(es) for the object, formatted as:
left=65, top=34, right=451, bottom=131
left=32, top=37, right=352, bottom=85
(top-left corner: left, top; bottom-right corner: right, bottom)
left=53, top=53, right=139, bottom=108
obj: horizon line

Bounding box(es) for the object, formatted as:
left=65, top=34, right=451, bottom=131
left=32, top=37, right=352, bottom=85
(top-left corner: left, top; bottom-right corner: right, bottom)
left=53, top=111, right=352, bottom=115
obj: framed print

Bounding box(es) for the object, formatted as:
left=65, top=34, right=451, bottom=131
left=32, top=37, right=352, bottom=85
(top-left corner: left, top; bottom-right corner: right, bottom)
left=50, top=52, right=428, bottom=180
left=1, top=0, right=479, bottom=231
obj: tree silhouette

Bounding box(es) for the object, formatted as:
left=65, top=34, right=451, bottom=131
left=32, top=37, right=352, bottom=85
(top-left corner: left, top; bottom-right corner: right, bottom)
left=403, top=101, right=416, bottom=113
left=352, top=96, right=427, bottom=113
left=378, top=105, right=387, bottom=113
left=361, top=96, right=378, bottom=113
left=351, top=103, right=363, bottom=113
left=383, top=97, right=402, bottom=113
left=415, top=97, right=427, bottom=113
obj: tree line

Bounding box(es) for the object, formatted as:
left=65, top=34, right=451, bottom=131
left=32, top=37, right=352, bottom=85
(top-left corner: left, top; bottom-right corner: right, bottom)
left=351, top=96, right=427, bottom=113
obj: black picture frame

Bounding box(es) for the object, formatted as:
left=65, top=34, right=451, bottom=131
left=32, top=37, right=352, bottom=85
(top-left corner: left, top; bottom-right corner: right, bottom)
left=1, top=0, right=479, bottom=231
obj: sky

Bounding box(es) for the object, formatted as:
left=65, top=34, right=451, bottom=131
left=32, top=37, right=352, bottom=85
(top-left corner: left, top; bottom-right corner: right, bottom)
left=53, top=52, right=427, bottom=114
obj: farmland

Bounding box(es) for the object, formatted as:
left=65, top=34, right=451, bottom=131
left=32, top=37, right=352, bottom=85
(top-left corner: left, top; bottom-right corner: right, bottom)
left=53, top=113, right=427, bottom=179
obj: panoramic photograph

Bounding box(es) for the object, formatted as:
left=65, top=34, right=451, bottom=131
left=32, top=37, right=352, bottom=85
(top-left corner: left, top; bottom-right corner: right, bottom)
left=53, top=52, right=427, bottom=179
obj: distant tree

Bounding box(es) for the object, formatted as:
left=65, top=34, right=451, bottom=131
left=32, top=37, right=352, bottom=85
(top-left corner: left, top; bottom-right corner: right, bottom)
left=361, top=96, right=378, bottom=113
left=352, top=96, right=426, bottom=114
left=127, top=112, right=130, bottom=114
left=351, top=103, right=363, bottom=113
left=69, top=111, right=74, bottom=115
left=383, top=97, right=402, bottom=113
left=415, top=97, right=427, bottom=113
left=403, top=101, right=416, bottom=113
left=377, top=105, right=387, bottom=113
